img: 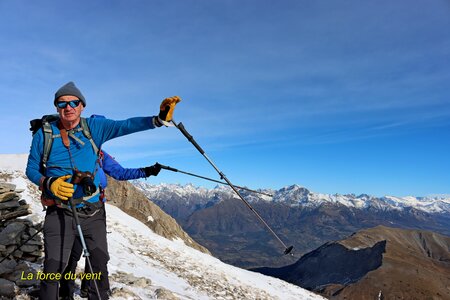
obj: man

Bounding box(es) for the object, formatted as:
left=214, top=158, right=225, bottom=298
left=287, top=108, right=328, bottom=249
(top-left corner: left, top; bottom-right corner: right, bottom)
left=26, top=81, right=180, bottom=300
left=59, top=149, right=161, bottom=299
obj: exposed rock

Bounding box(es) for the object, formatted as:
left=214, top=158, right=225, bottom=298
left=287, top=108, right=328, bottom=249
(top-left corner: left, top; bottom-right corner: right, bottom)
left=18, top=244, right=40, bottom=253
left=0, top=260, right=17, bottom=276
left=0, top=222, right=27, bottom=245
left=0, top=183, right=16, bottom=193
left=7, top=263, right=39, bottom=287
left=110, top=271, right=152, bottom=288
left=6, top=245, right=23, bottom=259
left=0, top=278, right=17, bottom=298
left=0, top=199, right=20, bottom=210
left=109, top=286, right=141, bottom=299
left=0, top=191, right=16, bottom=203
left=0, top=206, right=32, bottom=221
left=155, top=287, right=179, bottom=300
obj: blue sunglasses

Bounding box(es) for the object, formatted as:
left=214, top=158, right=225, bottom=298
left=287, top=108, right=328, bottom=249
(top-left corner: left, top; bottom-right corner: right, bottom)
left=56, top=100, right=81, bottom=109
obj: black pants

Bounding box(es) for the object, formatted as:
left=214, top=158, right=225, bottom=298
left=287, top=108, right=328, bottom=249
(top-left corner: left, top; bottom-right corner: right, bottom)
left=40, top=204, right=109, bottom=300
left=59, top=236, right=88, bottom=298
left=59, top=208, right=110, bottom=298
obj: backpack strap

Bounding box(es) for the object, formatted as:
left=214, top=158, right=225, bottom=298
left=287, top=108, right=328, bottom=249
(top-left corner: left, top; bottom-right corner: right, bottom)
left=80, top=117, right=99, bottom=156
left=41, top=122, right=54, bottom=171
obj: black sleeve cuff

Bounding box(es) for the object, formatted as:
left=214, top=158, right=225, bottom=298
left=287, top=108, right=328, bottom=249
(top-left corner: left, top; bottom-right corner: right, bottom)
left=153, top=116, right=163, bottom=127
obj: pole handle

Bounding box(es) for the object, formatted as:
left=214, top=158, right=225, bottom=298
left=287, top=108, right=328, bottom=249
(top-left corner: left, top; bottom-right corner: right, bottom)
left=177, top=122, right=205, bottom=154
left=158, top=163, right=179, bottom=172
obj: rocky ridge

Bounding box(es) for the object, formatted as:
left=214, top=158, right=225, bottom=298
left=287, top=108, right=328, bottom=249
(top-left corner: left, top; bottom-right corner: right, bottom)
left=254, top=225, right=450, bottom=299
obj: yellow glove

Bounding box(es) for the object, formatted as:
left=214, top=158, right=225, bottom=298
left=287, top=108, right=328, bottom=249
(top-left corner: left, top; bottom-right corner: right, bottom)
left=49, top=175, right=74, bottom=200
left=158, top=96, right=181, bottom=126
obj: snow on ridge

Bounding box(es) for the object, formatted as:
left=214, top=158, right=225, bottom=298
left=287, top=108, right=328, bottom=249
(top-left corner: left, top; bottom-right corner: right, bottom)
left=105, top=204, right=324, bottom=300
left=424, top=194, right=450, bottom=200
left=134, top=181, right=242, bottom=202
left=383, top=195, right=450, bottom=213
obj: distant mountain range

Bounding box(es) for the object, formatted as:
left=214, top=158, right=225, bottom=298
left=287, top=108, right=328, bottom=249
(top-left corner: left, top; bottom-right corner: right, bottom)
left=134, top=182, right=450, bottom=214
left=133, top=182, right=450, bottom=268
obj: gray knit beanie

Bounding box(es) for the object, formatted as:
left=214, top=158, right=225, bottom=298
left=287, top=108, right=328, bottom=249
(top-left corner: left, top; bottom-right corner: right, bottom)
left=54, top=81, right=86, bottom=107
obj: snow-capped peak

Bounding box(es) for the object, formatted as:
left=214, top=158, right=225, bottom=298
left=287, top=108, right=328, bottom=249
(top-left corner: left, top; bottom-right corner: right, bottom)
left=135, top=181, right=450, bottom=215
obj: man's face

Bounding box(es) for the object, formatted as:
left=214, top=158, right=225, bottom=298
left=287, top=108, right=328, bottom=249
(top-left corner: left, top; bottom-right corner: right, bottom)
left=56, top=95, right=84, bottom=124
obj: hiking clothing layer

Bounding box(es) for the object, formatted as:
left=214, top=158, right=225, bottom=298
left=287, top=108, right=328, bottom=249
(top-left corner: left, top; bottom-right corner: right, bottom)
left=100, top=150, right=146, bottom=182
left=26, top=116, right=156, bottom=203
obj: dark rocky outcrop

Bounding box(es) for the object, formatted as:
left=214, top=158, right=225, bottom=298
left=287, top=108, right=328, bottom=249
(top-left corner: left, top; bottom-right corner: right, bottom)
left=254, top=226, right=450, bottom=300
left=255, top=240, right=386, bottom=290
left=0, top=181, right=43, bottom=298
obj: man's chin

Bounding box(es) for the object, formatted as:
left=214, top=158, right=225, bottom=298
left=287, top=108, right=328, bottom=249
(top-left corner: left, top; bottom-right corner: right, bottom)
left=62, top=115, right=78, bottom=122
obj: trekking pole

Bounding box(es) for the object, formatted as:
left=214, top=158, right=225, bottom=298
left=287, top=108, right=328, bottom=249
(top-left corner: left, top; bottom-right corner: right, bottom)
left=171, top=119, right=294, bottom=255
left=158, top=164, right=273, bottom=197
left=0, top=224, right=43, bottom=264
left=67, top=197, right=102, bottom=300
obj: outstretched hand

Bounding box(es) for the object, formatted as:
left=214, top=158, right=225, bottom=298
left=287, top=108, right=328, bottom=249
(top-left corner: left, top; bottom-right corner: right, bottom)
left=144, top=163, right=162, bottom=177
left=158, top=96, right=181, bottom=126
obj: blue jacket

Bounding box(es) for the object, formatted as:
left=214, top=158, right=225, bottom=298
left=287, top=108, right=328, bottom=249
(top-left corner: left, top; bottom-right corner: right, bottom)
left=26, top=116, right=156, bottom=203
left=98, top=150, right=146, bottom=189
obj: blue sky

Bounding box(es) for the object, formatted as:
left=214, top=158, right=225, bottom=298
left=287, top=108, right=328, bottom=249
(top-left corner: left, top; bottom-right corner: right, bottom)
left=0, top=0, right=449, bottom=197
